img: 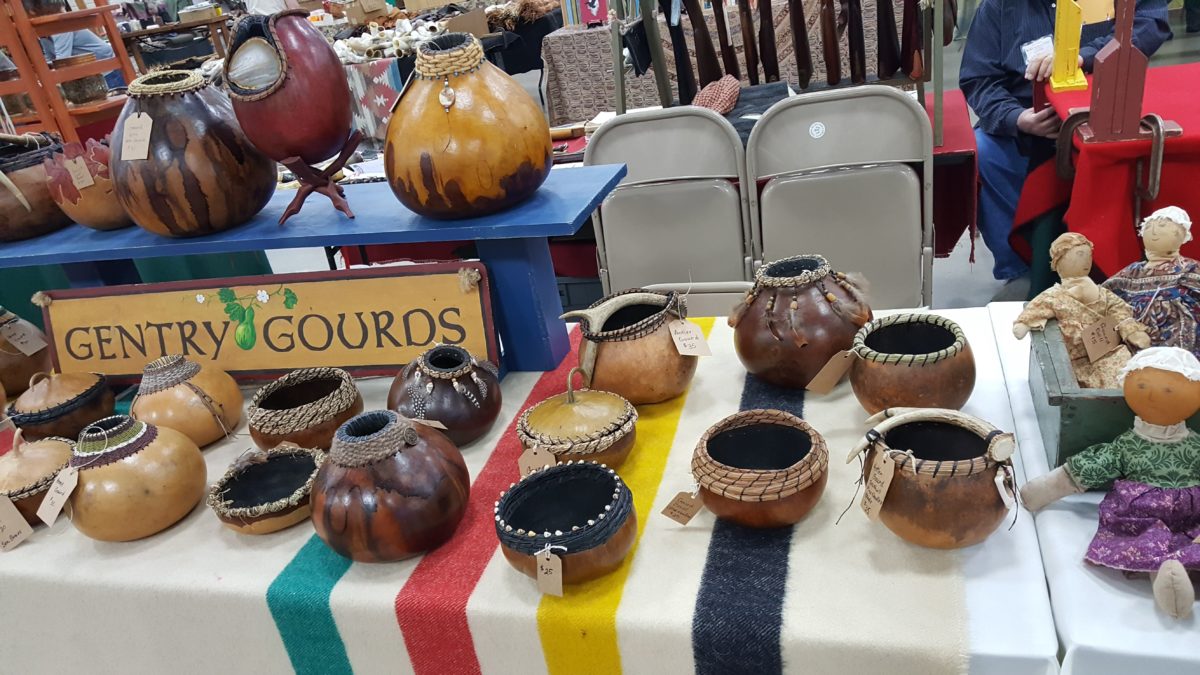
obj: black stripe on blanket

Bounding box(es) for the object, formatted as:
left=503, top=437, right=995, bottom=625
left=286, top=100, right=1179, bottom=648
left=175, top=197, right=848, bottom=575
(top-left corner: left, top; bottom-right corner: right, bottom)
left=691, top=373, right=805, bottom=675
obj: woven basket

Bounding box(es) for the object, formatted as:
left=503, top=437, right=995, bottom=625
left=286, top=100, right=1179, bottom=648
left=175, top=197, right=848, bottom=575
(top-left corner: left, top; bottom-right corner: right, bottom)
left=248, top=367, right=363, bottom=450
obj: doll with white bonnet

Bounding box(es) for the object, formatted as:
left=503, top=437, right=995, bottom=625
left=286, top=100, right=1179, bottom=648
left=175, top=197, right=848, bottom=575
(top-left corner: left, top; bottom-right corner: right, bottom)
left=1022, top=347, right=1200, bottom=618
left=1014, top=232, right=1151, bottom=389
left=1104, top=206, right=1200, bottom=358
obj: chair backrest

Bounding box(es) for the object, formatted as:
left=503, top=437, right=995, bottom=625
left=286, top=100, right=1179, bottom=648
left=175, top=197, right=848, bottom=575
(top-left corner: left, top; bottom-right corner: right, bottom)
left=585, top=107, right=753, bottom=306
left=746, top=86, right=934, bottom=308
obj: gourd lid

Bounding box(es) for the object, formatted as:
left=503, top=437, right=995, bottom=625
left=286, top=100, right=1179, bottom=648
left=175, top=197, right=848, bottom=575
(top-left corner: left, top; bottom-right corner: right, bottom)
left=0, top=437, right=73, bottom=498
left=517, top=369, right=636, bottom=454
left=12, top=372, right=105, bottom=413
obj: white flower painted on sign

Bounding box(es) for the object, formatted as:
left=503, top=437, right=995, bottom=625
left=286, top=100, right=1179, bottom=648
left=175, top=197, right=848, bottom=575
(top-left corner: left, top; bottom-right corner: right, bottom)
left=195, top=293, right=206, bottom=303
left=256, top=289, right=270, bottom=303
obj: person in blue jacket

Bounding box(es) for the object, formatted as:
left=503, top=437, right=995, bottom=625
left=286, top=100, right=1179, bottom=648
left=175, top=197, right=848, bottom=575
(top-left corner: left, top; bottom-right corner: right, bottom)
left=959, top=0, right=1171, bottom=282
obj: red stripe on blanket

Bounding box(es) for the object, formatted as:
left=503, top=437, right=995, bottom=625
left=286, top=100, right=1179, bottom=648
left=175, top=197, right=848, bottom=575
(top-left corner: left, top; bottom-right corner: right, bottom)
left=396, top=331, right=582, bottom=675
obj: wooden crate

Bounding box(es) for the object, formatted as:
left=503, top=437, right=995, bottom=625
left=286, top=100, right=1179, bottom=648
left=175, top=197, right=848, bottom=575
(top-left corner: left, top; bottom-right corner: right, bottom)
left=1028, top=320, right=1200, bottom=467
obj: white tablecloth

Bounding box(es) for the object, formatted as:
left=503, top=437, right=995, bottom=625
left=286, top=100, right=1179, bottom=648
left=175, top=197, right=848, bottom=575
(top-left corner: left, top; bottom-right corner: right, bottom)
left=988, top=301, right=1200, bottom=675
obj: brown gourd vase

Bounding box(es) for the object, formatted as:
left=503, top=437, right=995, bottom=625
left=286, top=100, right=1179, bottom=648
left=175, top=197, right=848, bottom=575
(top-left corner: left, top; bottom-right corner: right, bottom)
left=693, top=409, right=829, bottom=528
left=384, top=33, right=552, bottom=219
left=0, top=436, right=73, bottom=527
left=9, top=372, right=115, bottom=442
left=43, top=138, right=133, bottom=231
left=311, top=410, right=470, bottom=562
left=730, top=255, right=873, bottom=389
left=0, top=133, right=73, bottom=242
left=495, top=460, right=636, bottom=585
left=131, top=355, right=243, bottom=448
left=849, top=408, right=1016, bottom=549
left=110, top=70, right=277, bottom=237
left=0, top=307, right=51, bottom=397
left=67, top=415, right=207, bottom=542
left=562, top=289, right=698, bottom=405
left=387, top=344, right=502, bottom=446
left=247, top=367, right=363, bottom=450
left=207, top=444, right=325, bottom=535
left=517, top=368, right=638, bottom=468
left=849, top=313, right=976, bottom=414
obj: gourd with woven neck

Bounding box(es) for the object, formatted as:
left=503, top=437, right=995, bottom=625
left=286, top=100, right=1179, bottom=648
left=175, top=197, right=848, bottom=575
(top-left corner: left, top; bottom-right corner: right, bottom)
left=849, top=408, right=1016, bottom=549
left=0, top=133, right=72, bottom=242
left=131, top=355, right=243, bottom=448
left=68, top=415, right=207, bottom=542
left=387, top=344, right=502, bottom=446
left=384, top=33, right=552, bottom=219
left=730, top=255, right=872, bottom=389
left=561, top=289, right=697, bottom=405
left=110, top=70, right=277, bottom=238
left=1021, top=347, right=1200, bottom=619
left=311, top=410, right=470, bottom=562
left=225, top=10, right=361, bottom=225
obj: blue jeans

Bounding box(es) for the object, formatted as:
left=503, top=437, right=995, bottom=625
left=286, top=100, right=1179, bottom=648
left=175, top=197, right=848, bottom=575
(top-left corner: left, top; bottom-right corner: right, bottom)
left=41, top=30, right=125, bottom=89
left=975, top=127, right=1031, bottom=281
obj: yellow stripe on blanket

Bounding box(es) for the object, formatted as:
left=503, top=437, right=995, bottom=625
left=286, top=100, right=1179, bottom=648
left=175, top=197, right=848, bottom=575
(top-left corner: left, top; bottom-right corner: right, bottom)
left=537, top=317, right=715, bottom=675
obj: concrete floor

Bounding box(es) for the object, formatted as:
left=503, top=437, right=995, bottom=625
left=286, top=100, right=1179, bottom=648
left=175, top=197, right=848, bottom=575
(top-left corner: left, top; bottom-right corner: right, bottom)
left=270, top=13, right=1200, bottom=310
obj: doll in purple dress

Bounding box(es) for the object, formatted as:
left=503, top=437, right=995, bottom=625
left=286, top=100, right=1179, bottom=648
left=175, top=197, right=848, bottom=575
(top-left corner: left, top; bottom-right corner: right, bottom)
left=1022, top=347, right=1200, bottom=618
left=1104, top=206, right=1200, bottom=358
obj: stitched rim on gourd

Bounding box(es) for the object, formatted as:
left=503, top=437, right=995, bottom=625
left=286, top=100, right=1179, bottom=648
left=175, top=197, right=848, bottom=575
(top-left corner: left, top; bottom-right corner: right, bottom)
left=0, top=436, right=73, bottom=500
left=207, top=444, right=325, bottom=519
left=223, top=9, right=307, bottom=101
left=858, top=410, right=1010, bottom=478
left=516, top=383, right=637, bottom=456
left=692, top=409, right=829, bottom=502
left=137, top=354, right=201, bottom=395
left=329, top=410, right=421, bottom=467
left=495, top=461, right=632, bottom=556
left=127, top=69, right=206, bottom=97
left=577, top=288, right=685, bottom=343
left=70, top=415, right=158, bottom=470
left=415, top=33, right=484, bottom=80
left=755, top=255, right=832, bottom=288
left=248, top=367, right=359, bottom=435
left=852, top=313, right=967, bottom=366
left=416, top=344, right=476, bottom=380
left=8, top=373, right=107, bottom=426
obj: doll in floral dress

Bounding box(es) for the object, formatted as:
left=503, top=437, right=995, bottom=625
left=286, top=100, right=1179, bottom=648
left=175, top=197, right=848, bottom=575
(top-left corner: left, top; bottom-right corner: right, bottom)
left=1104, top=206, right=1200, bottom=358
left=1022, top=347, right=1200, bottom=618
left=1013, top=232, right=1151, bottom=389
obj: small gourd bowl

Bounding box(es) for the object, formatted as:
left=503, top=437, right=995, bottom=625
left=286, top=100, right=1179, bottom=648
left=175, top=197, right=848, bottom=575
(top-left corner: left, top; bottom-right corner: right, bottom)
left=207, top=444, right=325, bottom=535
left=849, top=313, right=976, bottom=414
left=517, top=368, right=637, bottom=468
left=247, top=368, right=363, bottom=450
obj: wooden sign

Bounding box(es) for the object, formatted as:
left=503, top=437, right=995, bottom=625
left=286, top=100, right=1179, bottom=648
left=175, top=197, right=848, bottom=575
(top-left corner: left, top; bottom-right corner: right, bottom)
left=41, top=263, right=498, bottom=381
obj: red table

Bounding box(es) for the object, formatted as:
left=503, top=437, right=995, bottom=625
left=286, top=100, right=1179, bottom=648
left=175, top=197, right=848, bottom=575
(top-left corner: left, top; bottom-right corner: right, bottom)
left=1014, top=62, right=1200, bottom=276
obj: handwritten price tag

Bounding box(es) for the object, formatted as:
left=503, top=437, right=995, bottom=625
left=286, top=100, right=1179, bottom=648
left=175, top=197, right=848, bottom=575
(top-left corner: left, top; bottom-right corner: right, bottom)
left=860, top=452, right=896, bottom=521
left=518, top=446, right=554, bottom=477
left=0, top=496, right=33, bottom=552
left=669, top=320, right=711, bottom=356
left=0, top=315, right=47, bottom=356
left=120, top=112, right=153, bottom=161
left=660, top=490, right=704, bottom=525
left=64, top=157, right=95, bottom=189
left=36, top=466, right=78, bottom=526
left=410, top=418, right=448, bottom=430
left=1082, top=317, right=1120, bottom=363
left=806, top=350, right=857, bottom=394
left=536, top=549, right=563, bottom=596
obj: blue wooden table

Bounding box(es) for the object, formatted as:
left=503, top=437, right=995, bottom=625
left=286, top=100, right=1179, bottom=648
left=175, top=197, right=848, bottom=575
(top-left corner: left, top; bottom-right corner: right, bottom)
left=0, top=165, right=627, bottom=371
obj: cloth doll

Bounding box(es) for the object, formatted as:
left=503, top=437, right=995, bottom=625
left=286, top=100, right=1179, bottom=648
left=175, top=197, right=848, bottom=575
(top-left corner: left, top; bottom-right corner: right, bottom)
left=1021, top=347, right=1200, bottom=618
left=1103, top=206, right=1200, bottom=358
left=1013, top=232, right=1151, bottom=389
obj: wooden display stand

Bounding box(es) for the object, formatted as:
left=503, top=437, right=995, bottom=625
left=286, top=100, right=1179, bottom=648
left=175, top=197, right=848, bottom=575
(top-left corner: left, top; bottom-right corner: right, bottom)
left=0, top=0, right=136, bottom=143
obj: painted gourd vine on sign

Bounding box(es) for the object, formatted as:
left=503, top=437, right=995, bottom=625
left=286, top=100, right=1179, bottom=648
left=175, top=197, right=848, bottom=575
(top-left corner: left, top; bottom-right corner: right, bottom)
left=195, top=286, right=299, bottom=350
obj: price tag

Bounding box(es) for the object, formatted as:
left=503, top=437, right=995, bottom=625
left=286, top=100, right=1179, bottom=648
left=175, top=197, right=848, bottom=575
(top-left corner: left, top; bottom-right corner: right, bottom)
left=660, top=490, right=704, bottom=525
left=64, top=157, right=95, bottom=189
left=36, top=466, right=78, bottom=527
left=860, top=451, right=896, bottom=521
left=1082, top=317, right=1121, bottom=363
left=120, top=112, right=153, bottom=161
left=518, top=445, right=553, bottom=477
left=669, top=320, right=711, bottom=356
left=806, top=350, right=857, bottom=394
left=995, top=467, right=1016, bottom=510
left=0, top=496, right=33, bottom=552
left=411, top=418, right=448, bottom=430
left=536, top=548, right=564, bottom=596
left=0, top=315, right=47, bottom=356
